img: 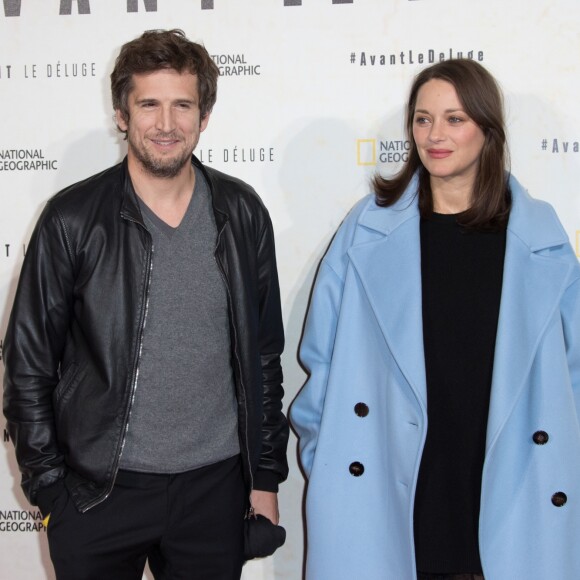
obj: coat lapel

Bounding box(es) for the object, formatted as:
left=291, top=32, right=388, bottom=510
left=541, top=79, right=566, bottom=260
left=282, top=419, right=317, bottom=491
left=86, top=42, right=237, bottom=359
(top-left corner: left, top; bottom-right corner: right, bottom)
left=348, top=186, right=427, bottom=410
left=486, top=176, right=574, bottom=450
left=344, top=175, right=573, bottom=433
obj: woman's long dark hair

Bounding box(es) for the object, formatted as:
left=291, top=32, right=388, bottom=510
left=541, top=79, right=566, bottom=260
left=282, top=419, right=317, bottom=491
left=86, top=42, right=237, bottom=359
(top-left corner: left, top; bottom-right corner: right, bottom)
left=373, top=59, right=510, bottom=230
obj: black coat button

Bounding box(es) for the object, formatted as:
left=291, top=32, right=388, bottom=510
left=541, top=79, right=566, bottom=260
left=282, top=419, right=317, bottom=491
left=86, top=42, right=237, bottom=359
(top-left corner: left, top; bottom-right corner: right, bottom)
left=532, top=431, right=549, bottom=445
left=354, top=402, right=369, bottom=417
left=349, top=461, right=364, bottom=476
left=552, top=492, right=567, bottom=507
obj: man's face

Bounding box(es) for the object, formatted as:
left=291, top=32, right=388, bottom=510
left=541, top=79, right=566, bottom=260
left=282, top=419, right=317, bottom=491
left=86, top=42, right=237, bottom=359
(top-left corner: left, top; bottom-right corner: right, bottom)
left=116, top=69, right=209, bottom=179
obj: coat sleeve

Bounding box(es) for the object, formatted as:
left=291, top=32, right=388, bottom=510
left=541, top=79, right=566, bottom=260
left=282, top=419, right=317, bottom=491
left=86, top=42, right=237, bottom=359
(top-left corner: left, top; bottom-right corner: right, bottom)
left=3, top=201, right=74, bottom=507
left=290, top=195, right=369, bottom=479
left=290, top=259, right=345, bottom=478
left=561, top=275, right=580, bottom=419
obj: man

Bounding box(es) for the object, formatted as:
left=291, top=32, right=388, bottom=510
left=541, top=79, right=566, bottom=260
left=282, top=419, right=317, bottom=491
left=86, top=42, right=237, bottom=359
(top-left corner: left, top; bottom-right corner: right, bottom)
left=3, top=29, right=288, bottom=579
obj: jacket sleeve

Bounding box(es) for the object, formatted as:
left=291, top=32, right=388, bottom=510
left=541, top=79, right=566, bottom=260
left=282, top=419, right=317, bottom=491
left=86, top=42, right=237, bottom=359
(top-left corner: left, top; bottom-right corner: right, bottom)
left=290, top=259, right=345, bottom=479
left=561, top=275, right=580, bottom=419
left=252, top=214, right=289, bottom=492
left=3, top=201, right=74, bottom=506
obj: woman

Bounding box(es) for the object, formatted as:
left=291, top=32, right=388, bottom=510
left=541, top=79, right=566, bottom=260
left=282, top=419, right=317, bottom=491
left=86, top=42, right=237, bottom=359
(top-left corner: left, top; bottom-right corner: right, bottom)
left=290, top=59, right=580, bottom=580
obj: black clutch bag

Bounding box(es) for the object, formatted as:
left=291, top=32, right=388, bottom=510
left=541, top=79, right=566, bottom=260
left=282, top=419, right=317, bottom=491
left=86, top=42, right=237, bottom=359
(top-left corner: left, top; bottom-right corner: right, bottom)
left=243, top=514, right=286, bottom=560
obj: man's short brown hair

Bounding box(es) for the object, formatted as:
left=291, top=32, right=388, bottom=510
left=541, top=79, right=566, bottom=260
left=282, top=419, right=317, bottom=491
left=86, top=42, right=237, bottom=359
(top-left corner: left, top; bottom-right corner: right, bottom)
left=111, top=29, right=219, bottom=135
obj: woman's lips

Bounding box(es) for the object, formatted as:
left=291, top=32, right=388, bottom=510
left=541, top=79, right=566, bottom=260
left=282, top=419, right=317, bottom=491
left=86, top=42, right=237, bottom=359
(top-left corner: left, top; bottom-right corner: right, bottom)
left=427, top=149, right=452, bottom=159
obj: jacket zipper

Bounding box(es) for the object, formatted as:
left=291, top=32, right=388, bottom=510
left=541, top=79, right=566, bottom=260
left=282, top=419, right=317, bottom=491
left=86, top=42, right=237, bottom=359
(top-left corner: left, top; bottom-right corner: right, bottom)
left=81, top=221, right=154, bottom=512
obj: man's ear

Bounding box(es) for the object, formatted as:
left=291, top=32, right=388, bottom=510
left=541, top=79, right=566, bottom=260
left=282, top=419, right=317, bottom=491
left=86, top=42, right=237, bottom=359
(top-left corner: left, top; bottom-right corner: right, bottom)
left=200, top=113, right=211, bottom=133
left=115, top=109, right=129, bottom=132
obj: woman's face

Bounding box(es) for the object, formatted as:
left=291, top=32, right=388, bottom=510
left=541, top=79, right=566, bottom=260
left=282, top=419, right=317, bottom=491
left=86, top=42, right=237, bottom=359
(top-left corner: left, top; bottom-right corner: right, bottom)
left=412, top=79, right=485, bottom=192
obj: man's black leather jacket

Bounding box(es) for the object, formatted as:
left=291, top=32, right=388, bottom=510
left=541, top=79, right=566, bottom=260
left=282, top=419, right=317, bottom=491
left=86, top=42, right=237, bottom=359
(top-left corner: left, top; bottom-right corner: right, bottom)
left=3, top=156, right=289, bottom=514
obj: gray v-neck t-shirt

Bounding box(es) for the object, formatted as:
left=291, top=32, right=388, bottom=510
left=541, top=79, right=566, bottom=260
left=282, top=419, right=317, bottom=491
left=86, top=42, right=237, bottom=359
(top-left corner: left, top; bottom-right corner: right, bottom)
left=120, top=167, right=239, bottom=473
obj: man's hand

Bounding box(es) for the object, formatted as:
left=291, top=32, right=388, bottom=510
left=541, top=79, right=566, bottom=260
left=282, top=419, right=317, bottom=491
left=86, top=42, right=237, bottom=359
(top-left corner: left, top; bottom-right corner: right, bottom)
left=250, top=490, right=279, bottom=525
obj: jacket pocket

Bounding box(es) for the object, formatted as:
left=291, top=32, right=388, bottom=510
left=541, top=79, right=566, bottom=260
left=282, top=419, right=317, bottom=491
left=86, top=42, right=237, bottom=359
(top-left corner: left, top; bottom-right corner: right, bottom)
left=53, top=362, right=80, bottom=409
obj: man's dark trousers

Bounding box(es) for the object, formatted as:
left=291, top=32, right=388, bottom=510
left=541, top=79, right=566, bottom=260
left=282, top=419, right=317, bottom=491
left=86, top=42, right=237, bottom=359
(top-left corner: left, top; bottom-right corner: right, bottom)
left=47, top=455, right=245, bottom=580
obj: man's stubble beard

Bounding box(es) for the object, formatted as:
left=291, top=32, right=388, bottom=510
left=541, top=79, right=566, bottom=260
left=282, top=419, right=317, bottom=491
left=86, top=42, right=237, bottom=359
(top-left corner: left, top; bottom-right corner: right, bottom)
left=129, top=133, right=193, bottom=179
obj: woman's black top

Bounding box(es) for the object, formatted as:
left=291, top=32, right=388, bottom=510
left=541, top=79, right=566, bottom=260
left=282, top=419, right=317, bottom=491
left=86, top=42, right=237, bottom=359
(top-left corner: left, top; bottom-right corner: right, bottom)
left=414, top=212, right=506, bottom=574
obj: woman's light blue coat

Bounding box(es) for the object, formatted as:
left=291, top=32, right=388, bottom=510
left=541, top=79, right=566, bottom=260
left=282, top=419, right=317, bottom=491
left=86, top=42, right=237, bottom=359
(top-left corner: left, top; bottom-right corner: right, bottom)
left=291, top=175, right=580, bottom=580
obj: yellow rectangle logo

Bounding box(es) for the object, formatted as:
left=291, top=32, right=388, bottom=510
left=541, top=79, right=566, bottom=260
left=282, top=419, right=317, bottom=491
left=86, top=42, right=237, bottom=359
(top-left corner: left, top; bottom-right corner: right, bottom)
left=357, top=139, right=376, bottom=166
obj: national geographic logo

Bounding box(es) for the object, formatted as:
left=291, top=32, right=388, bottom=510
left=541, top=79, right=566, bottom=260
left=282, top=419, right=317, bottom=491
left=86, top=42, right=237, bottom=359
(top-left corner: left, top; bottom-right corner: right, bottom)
left=540, top=138, right=579, bottom=154
left=0, top=149, right=58, bottom=171
left=0, top=509, right=45, bottom=533
left=576, top=231, right=580, bottom=258
left=211, top=54, right=260, bottom=78
left=357, top=139, right=410, bottom=166
left=197, top=146, right=275, bottom=165
left=350, top=49, right=484, bottom=68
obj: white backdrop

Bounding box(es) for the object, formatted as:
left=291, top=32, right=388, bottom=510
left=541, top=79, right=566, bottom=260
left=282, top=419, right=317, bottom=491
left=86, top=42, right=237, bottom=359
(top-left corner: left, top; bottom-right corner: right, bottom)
left=1, top=1, right=579, bottom=578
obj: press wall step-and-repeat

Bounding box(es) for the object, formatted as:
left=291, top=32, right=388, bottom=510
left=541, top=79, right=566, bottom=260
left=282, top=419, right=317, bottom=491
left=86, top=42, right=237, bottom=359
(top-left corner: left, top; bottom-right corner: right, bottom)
left=1, top=1, right=579, bottom=578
